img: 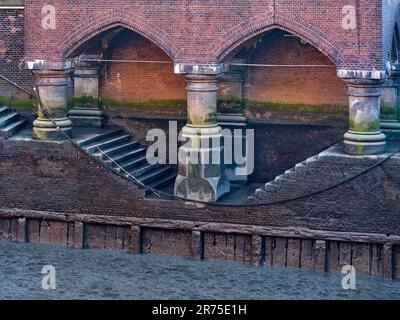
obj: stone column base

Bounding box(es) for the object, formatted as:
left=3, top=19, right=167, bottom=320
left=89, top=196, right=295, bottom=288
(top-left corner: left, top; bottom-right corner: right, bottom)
left=33, top=117, right=72, bottom=140
left=343, top=131, right=387, bottom=155
left=174, top=175, right=230, bottom=203
left=174, top=125, right=230, bottom=202
left=381, top=122, right=400, bottom=141
left=68, top=107, right=105, bottom=128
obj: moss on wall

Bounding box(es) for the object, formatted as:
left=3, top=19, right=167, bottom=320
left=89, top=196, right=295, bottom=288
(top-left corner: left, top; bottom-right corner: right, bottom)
left=100, top=98, right=187, bottom=109
left=0, top=96, right=34, bottom=109
left=243, top=100, right=348, bottom=114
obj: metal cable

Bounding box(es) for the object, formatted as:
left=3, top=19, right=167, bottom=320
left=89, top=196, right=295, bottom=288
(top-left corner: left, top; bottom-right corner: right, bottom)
left=4, top=71, right=399, bottom=208
left=81, top=58, right=334, bottom=68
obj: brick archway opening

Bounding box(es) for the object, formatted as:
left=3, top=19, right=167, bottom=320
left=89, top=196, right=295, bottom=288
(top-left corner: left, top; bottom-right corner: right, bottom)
left=216, top=28, right=349, bottom=184
left=68, top=27, right=187, bottom=154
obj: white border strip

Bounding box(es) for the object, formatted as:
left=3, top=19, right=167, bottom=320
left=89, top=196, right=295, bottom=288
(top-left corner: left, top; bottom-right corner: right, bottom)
left=0, top=6, right=24, bottom=9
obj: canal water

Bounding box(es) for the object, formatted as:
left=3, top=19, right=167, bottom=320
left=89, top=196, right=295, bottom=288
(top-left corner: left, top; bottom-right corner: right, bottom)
left=0, top=241, right=399, bottom=300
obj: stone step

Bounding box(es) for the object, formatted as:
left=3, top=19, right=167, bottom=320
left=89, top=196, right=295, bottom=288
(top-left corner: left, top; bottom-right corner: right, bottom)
left=95, top=141, right=140, bottom=160
left=264, top=182, right=280, bottom=192
left=306, top=155, right=319, bottom=166
left=139, top=166, right=173, bottom=185
left=118, top=154, right=149, bottom=172
left=76, top=128, right=123, bottom=147
left=0, top=106, right=10, bottom=117
left=0, top=119, right=27, bottom=138
left=295, top=162, right=307, bottom=175
left=283, top=168, right=296, bottom=180
left=103, top=147, right=146, bottom=167
left=274, top=175, right=296, bottom=187
left=0, top=112, right=19, bottom=128
left=148, top=172, right=177, bottom=191
left=255, top=187, right=270, bottom=199
left=84, top=134, right=130, bottom=153
left=129, top=163, right=161, bottom=179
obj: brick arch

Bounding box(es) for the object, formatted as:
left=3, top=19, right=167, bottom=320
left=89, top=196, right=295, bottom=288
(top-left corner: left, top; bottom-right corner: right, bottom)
left=210, top=13, right=343, bottom=66
left=57, top=10, right=179, bottom=60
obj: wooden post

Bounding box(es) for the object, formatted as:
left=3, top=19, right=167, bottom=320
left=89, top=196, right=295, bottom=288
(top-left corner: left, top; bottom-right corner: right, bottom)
left=129, top=226, right=142, bottom=254
left=73, top=222, right=84, bottom=249
left=19, top=218, right=28, bottom=243
left=251, top=235, right=262, bottom=266
left=312, top=240, right=327, bottom=272
left=382, top=243, right=393, bottom=280
left=190, top=231, right=203, bottom=260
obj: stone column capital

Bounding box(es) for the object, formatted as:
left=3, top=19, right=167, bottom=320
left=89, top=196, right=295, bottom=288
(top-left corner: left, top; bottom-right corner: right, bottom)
left=337, top=69, right=387, bottom=82
left=174, top=63, right=227, bottom=76
left=26, top=60, right=73, bottom=72
left=73, top=65, right=101, bottom=79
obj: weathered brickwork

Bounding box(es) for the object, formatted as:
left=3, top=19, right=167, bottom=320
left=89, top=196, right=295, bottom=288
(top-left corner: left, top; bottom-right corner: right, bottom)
left=1, top=1, right=398, bottom=113
left=21, top=0, right=386, bottom=70
left=98, top=29, right=348, bottom=106
left=0, top=8, right=31, bottom=98
left=245, top=30, right=348, bottom=106
left=0, top=138, right=399, bottom=236
left=100, top=31, right=186, bottom=102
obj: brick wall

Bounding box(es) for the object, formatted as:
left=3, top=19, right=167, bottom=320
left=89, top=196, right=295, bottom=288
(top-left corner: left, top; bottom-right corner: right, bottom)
left=23, top=0, right=386, bottom=70
left=97, top=29, right=348, bottom=106
left=1, top=138, right=400, bottom=236
left=242, top=30, right=348, bottom=106
left=0, top=8, right=32, bottom=98
left=100, top=31, right=186, bottom=102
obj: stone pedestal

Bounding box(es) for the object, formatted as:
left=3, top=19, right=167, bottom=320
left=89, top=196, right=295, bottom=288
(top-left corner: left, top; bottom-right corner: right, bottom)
left=338, top=70, right=387, bottom=155
left=217, top=113, right=248, bottom=185
left=174, top=64, right=230, bottom=202
left=381, top=64, right=400, bottom=140
left=28, top=61, right=73, bottom=140
left=69, top=61, right=105, bottom=128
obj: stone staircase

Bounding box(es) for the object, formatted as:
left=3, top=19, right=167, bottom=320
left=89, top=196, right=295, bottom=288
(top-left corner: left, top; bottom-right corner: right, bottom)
left=75, top=127, right=177, bottom=194
left=0, top=105, right=28, bottom=138
left=251, top=144, right=365, bottom=202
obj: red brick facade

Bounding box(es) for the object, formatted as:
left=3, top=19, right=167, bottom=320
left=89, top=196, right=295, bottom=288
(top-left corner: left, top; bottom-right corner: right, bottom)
left=0, top=8, right=31, bottom=98
left=1, top=1, right=399, bottom=106
left=100, top=31, right=186, bottom=102
left=22, top=0, right=387, bottom=69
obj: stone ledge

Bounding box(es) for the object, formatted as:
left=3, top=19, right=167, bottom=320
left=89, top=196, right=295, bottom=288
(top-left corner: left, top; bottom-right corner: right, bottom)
left=337, top=69, right=387, bottom=80
left=318, top=141, right=400, bottom=165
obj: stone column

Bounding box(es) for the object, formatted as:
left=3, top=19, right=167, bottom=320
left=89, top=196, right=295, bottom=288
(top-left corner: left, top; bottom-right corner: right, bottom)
left=28, top=61, right=73, bottom=140
left=381, top=64, right=400, bottom=139
left=174, top=64, right=230, bottom=202
left=337, top=70, right=387, bottom=155
left=69, top=58, right=105, bottom=127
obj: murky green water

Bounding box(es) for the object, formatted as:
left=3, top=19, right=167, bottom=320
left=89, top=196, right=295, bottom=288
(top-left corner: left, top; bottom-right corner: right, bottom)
left=0, top=241, right=399, bottom=300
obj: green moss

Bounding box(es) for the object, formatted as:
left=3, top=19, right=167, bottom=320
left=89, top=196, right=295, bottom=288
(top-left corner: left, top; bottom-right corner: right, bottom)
left=243, top=99, right=348, bottom=114
left=69, top=96, right=99, bottom=108
left=218, top=97, right=245, bottom=114
left=381, top=106, right=396, bottom=116
left=100, top=98, right=187, bottom=108
left=349, top=119, right=380, bottom=132
left=0, top=96, right=35, bottom=109
left=356, top=144, right=364, bottom=156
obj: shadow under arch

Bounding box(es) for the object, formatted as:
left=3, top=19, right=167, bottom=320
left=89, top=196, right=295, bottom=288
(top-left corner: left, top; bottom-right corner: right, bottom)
left=209, top=13, right=343, bottom=66
left=56, top=9, right=179, bottom=60
left=391, top=22, right=400, bottom=64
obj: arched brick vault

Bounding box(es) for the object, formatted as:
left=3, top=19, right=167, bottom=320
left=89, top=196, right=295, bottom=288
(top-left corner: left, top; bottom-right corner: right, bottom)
left=210, top=13, right=343, bottom=67
left=57, top=10, right=179, bottom=60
